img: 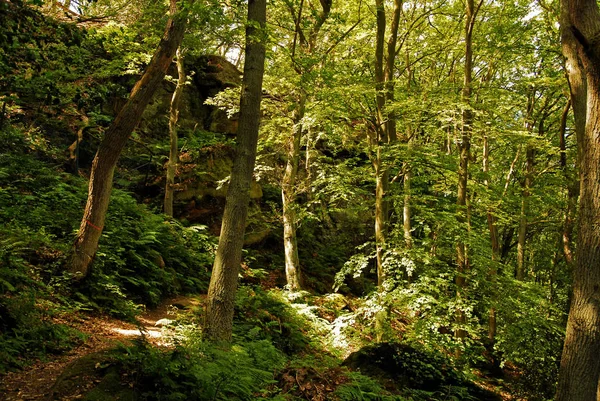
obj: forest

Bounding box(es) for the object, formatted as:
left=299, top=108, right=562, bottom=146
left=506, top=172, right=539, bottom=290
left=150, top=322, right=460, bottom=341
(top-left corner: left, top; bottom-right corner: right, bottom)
left=0, top=0, right=599, bottom=399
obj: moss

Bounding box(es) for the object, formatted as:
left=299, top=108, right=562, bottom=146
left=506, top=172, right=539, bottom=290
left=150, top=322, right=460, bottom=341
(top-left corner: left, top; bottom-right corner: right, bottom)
left=48, top=351, right=138, bottom=401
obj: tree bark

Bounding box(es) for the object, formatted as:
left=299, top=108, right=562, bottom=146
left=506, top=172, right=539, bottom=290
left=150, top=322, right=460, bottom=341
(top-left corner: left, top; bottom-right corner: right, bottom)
left=164, top=48, right=186, bottom=217
left=69, top=0, right=187, bottom=278
left=556, top=0, right=600, bottom=399
left=204, top=0, right=267, bottom=342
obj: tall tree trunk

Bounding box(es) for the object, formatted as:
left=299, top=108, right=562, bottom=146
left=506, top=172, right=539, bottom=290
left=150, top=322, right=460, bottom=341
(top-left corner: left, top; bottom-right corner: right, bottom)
left=281, top=0, right=331, bottom=291
left=374, top=0, right=387, bottom=287
left=455, top=0, right=477, bottom=341
left=384, top=0, right=401, bottom=143
left=556, top=0, right=600, bottom=399
left=403, top=157, right=413, bottom=250
left=483, top=134, right=500, bottom=343
left=559, top=99, right=577, bottom=268
left=516, top=144, right=533, bottom=280
left=164, top=48, right=186, bottom=217
left=69, top=0, right=187, bottom=278
left=516, top=92, right=535, bottom=281
left=204, top=0, right=267, bottom=342
left=282, top=91, right=305, bottom=292
left=373, top=0, right=401, bottom=287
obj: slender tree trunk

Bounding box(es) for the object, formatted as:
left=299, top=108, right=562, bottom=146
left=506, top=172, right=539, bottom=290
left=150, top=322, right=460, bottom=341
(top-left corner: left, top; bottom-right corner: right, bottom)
left=516, top=144, right=533, bottom=280
left=374, top=0, right=387, bottom=287
left=516, top=92, right=535, bottom=280
left=483, top=134, right=500, bottom=343
left=455, top=0, right=476, bottom=341
left=373, top=0, right=400, bottom=287
left=374, top=147, right=387, bottom=287
left=282, top=91, right=305, bottom=292
left=281, top=0, right=331, bottom=291
left=556, top=0, right=600, bottom=399
left=164, top=48, right=186, bottom=217
left=69, top=0, right=187, bottom=278
left=384, top=0, right=401, bottom=143
left=403, top=157, right=413, bottom=250
left=204, top=0, right=267, bottom=342
left=559, top=99, right=577, bottom=268
left=67, top=113, right=89, bottom=173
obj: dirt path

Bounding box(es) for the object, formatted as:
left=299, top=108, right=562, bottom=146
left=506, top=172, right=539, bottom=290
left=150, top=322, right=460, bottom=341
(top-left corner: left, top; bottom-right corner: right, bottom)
left=0, top=295, right=202, bottom=401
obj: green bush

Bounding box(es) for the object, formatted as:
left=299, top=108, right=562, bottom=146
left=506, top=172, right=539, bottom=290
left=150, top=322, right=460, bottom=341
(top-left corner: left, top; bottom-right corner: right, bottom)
left=233, top=287, right=313, bottom=354
left=116, top=335, right=285, bottom=400
left=0, top=237, right=85, bottom=373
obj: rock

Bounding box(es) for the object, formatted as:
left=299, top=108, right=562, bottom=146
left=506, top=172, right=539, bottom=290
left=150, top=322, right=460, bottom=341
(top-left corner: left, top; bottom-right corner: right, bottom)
left=46, top=351, right=137, bottom=401
left=322, top=293, right=348, bottom=311
left=342, top=342, right=502, bottom=400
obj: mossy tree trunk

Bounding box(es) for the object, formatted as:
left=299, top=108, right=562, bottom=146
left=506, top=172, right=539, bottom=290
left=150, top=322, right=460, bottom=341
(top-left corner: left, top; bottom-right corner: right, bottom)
left=204, top=0, right=267, bottom=342
left=69, top=0, right=187, bottom=279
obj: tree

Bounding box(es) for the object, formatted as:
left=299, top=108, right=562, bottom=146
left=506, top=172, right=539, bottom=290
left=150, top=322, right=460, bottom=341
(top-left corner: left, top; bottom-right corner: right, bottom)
left=281, top=0, right=333, bottom=292
left=204, top=0, right=267, bottom=342
left=454, top=0, right=479, bottom=341
left=164, top=48, right=186, bottom=218
left=556, top=0, right=600, bottom=398
left=69, top=0, right=188, bottom=278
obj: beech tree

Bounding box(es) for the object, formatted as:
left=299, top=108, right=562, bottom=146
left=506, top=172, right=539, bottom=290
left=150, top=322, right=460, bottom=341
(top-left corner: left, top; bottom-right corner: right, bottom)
left=70, top=0, right=188, bottom=278
left=204, top=0, right=267, bottom=342
left=556, top=0, right=600, bottom=398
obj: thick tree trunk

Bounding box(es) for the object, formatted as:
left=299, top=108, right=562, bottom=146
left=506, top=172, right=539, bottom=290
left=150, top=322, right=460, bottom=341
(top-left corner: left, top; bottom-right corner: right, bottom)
left=204, top=0, right=267, bottom=342
left=164, top=48, right=186, bottom=217
left=69, top=0, right=187, bottom=278
left=282, top=92, right=305, bottom=292
left=556, top=0, right=600, bottom=399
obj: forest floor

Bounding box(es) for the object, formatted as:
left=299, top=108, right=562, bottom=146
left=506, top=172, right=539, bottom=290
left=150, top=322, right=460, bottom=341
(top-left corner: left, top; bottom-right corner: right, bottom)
left=0, top=295, right=202, bottom=401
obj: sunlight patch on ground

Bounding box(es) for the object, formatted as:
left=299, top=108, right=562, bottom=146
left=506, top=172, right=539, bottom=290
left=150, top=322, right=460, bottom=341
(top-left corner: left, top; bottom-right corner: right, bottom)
left=110, top=327, right=162, bottom=338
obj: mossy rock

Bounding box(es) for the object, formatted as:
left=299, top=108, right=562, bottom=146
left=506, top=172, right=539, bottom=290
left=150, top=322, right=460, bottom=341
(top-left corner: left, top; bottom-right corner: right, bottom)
left=342, top=342, right=502, bottom=401
left=46, top=351, right=137, bottom=401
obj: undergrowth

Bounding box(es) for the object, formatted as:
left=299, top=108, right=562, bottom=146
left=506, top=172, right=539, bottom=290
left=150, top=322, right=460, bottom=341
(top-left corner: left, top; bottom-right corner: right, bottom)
left=0, top=125, right=215, bottom=372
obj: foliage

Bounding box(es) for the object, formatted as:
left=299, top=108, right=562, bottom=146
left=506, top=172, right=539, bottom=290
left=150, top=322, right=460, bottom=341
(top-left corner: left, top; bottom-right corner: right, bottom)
left=494, top=279, right=564, bottom=399
left=115, top=335, right=285, bottom=401
left=233, top=286, right=313, bottom=354
left=0, top=126, right=214, bottom=319
left=0, top=236, right=85, bottom=374
left=334, top=372, right=405, bottom=401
